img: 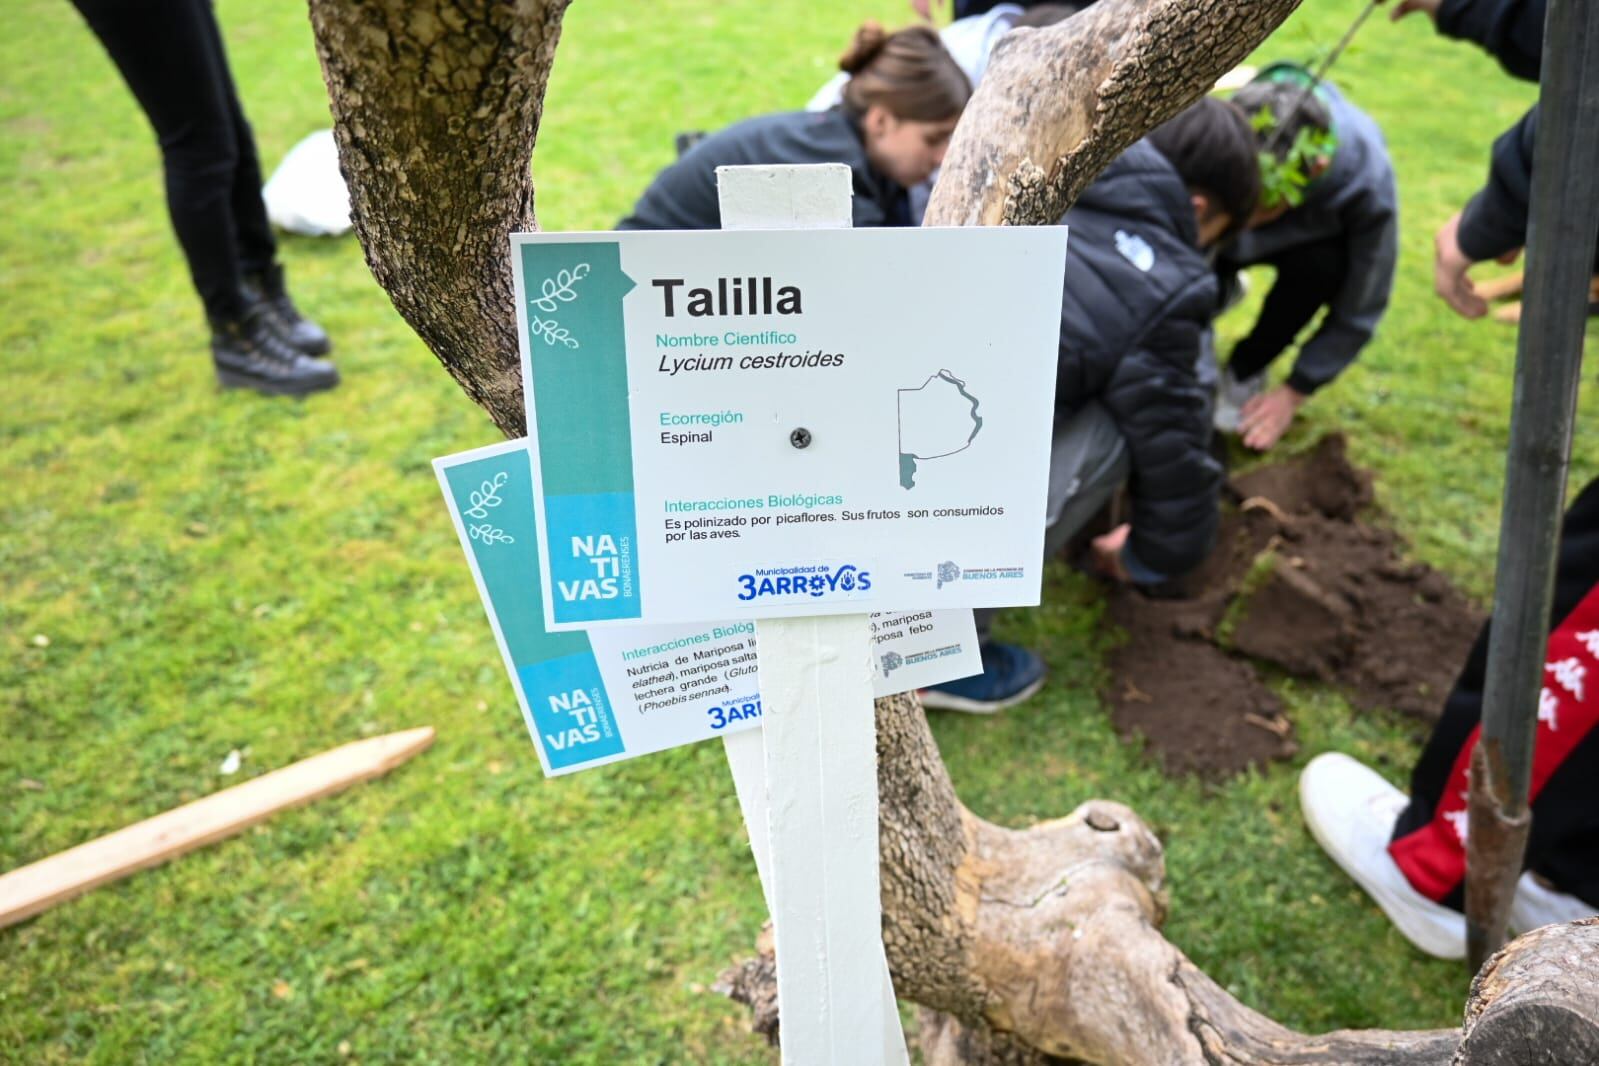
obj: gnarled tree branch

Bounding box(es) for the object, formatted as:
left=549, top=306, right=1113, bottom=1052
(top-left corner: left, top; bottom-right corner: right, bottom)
left=924, top=0, right=1301, bottom=228
left=862, top=694, right=1459, bottom=1064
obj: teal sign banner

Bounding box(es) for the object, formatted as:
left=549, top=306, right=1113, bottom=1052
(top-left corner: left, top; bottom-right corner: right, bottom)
left=517, top=240, right=643, bottom=625
left=436, top=442, right=622, bottom=772
left=436, top=436, right=982, bottom=774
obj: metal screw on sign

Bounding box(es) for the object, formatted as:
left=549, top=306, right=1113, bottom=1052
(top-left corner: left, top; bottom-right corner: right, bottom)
left=790, top=427, right=812, bottom=449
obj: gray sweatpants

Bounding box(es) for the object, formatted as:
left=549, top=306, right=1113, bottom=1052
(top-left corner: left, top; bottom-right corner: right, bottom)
left=975, top=401, right=1128, bottom=640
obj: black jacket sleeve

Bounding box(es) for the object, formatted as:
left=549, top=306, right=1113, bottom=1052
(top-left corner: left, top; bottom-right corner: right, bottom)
left=1287, top=189, right=1399, bottom=394
left=618, top=111, right=904, bottom=232
left=1097, top=277, right=1222, bottom=577
left=617, top=151, right=722, bottom=231
left=1435, top=0, right=1544, bottom=81
left=1458, top=106, right=1536, bottom=262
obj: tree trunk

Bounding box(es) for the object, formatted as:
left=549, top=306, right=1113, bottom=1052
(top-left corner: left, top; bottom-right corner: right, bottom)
left=730, top=693, right=1460, bottom=1064
left=1453, top=918, right=1599, bottom=1065
left=307, top=0, right=569, bottom=437
left=923, top=0, right=1303, bottom=228
left=304, top=1, right=1599, bottom=1062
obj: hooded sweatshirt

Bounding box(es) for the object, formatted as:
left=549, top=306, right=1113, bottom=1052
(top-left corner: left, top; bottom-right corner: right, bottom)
left=1222, top=83, right=1399, bottom=395
left=1056, top=139, right=1223, bottom=577
left=617, top=109, right=908, bottom=231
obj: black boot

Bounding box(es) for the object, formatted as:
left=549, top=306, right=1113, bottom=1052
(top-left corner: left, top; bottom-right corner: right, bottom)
left=210, top=304, right=339, bottom=396
left=244, top=263, right=332, bottom=357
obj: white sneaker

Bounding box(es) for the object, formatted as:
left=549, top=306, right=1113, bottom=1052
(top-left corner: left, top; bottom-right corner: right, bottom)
left=1213, top=366, right=1264, bottom=434
left=1511, top=871, right=1597, bottom=934
left=1299, top=752, right=1467, bottom=959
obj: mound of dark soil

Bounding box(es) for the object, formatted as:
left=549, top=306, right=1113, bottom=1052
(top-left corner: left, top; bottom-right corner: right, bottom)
left=1104, top=435, right=1484, bottom=779
left=1106, top=591, right=1296, bottom=777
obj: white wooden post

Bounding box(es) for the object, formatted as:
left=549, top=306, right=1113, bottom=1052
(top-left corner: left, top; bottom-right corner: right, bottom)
left=717, top=163, right=906, bottom=1066
left=725, top=729, right=904, bottom=1065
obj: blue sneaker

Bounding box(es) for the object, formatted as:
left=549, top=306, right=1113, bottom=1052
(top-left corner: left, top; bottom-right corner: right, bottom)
left=919, top=642, right=1046, bottom=714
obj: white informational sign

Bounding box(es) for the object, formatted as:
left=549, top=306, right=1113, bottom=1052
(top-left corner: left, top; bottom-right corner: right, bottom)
left=435, top=439, right=980, bottom=776
left=512, top=227, right=1067, bottom=630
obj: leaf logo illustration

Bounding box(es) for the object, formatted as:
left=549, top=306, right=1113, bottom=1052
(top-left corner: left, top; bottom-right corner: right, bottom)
left=527, top=263, right=592, bottom=349
left=530, top=263, right=591, bottom=312
left=530, top=316, right=578, bottom=349
left=468, top=523, right=514, bottom=545
left=463, top=470, right=509, bottom=519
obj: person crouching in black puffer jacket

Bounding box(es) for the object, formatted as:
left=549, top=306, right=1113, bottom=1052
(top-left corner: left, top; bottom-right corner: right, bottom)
left=922, top=98, right=1261, bottom=715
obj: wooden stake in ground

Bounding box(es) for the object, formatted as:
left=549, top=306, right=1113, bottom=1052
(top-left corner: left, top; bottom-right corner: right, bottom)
left=0, top=726, right=435, bottom=929
left=715, top=162, right=906, bottom=1066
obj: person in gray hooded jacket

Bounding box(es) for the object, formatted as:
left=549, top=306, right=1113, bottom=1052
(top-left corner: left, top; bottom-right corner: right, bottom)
left=1213, top=67, right=1399, bottom=451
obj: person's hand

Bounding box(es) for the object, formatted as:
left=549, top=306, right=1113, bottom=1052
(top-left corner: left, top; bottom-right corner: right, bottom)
left=1386, top=0, right=1442, bottom=22
left=1090, top=524, right=1132, bottom=582
left=1238, top=384, right=1306, bottom=451
left=910, top=0, right=943, bottom=20
left=1434, top=211, right=1490, bottom=319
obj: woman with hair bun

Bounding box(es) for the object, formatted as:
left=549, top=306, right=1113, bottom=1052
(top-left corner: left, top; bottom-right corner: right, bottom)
left=618, top=22, right=970, bottom=230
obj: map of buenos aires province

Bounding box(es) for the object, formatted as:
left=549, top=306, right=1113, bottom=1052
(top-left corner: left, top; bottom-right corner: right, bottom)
left=897, top=369, right=983, bottom=489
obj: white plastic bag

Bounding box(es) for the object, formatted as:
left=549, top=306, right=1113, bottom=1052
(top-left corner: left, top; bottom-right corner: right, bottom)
left=262, top=129, right=352, bottom=237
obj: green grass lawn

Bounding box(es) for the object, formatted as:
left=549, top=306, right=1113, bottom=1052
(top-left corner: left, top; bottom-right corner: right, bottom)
left=2, top=0, right=1594, bottom=1061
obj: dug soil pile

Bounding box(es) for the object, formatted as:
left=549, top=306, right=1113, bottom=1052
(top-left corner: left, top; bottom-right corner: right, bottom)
left=1105, top=434, right=1485, bottom=778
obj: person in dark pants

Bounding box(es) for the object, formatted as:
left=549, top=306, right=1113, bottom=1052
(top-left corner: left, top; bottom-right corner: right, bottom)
left=1301, top=475, right=1599, bottom=959
left=1212, top=66, right=1398, bottom=451
left=70, top=0, right=337, bottom=396
left=1300, top=8, right=1595, bottom=949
